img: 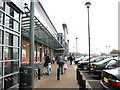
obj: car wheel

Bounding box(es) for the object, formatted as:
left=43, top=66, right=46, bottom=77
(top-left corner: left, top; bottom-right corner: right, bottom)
left=83, top=65, right=87, bottom=70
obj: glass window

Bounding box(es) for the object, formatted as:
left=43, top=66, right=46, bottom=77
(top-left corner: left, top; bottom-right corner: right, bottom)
left=4, top=32, right=13, bottom=46
left=4, top=75, right=13, bottom=89
left=14, top=21, right=19, bottom=32
left=13, top=35, right=19, bottom=47
left=13, top=74, right=19, bottom=85
left=6, top=3, right=10, bottom=15
left=107, top=60, right=117, bottom=67
left=0, top=12, right=3, bottom=25
left=0, top=30, right=2, bottom=44
left=4, top=47, right=19, bottom=60
left=0, top=0, right=4, bottom=10
left=0, top=79, right=3, bottom=90
left=0, top=46, right=2, bottom=60
left=5, top=16, right=14, bottom=29
left=4, top=47, right=12, bottom=60
left=13, top=48, right=19, bottom=59
left=0, top=62, right=2, bottom=76
left=14, top=11, right=19, bottom=21
left=4, top=32, right=19, bottom=47
left=4, top=61, right=19, bottom=75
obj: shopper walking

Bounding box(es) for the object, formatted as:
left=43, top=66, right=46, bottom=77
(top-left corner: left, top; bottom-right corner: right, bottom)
left=44, top=54, right=51, bottom=75
left=69, top=55, right=73, bottom=65
left=56, top=54, right=65, bottom=74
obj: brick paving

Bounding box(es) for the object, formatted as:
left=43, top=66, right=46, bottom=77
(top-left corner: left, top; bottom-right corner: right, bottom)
left=34, top=62, right=79, bottom=89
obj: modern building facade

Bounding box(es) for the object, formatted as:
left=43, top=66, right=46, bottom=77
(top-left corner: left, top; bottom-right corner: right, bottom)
left=0, top=0, right=24, bottom=89
left=0, top=0, right=64, bottom=89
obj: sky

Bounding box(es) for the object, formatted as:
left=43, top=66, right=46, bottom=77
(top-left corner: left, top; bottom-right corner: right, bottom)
left=39, top=0, right=119, bottom=55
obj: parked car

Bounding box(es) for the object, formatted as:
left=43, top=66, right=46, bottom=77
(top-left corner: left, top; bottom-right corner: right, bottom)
left=91, top=57, right=118, bottom=76
left=100, top=67, right=120, bottom=90
left=74, top=56, right=86, bottom=64
left=77, top=56, right=108, bottom=70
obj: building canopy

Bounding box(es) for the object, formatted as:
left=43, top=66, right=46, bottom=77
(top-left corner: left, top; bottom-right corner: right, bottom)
left=21, top=5, right=63, bottom=49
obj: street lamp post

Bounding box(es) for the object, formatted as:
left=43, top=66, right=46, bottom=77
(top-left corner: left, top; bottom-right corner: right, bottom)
left=76, top=37, right=78, bottom=57
left=85, top=2, right=91, bottom=75
left=106, top=45, right=110, bottom=56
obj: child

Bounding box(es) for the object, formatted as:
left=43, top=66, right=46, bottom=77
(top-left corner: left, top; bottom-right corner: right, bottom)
left=63, top=62, right=67, bottom=73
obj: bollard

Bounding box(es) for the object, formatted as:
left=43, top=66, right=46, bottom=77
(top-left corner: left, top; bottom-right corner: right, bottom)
left=57, top=68, right=60, bottom=80
left=38, top=68, right=41, bottom=80
left=79, top=80, right=86, bottom=90
left=76, top=68, right=81, bottom=81
left=78, top=74, right=83, bottom=85
left=81, top=80, right=86, bottom=90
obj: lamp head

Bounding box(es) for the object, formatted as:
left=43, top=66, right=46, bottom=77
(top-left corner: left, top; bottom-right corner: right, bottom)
left=85, top=2, right=91, bottom=8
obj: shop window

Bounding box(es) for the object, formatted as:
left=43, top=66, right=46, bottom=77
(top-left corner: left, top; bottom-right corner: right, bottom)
left=4, top=32, right=19, bottom=47
left=14, top=11, right=19, bottom=21
left=0, top=30, right=2, bottom=44
left=0, top=0, right=4, bottom=10
left=14, top=21, right=19, bottom=32
left=6, top=3, right=20, bottom=21
left=0, top=79, right=3, bottom=90
left=5, top=16, right=14, bottom=29
left=0, top=62, right=2, bottom=77
left=4, top=32, right=13, bottom=46
left=13, top=35, right=19, bottom=47
left=13, top=74, right=19, bottom=85
left=0, top=46, right=2, bottom=60
left=0, top=11, right=3, bottom=25
left=4, top=47, right=19, bottom=60
left=4, top=61, right=19, bottom=75
left=4, top=75, right=13, bottom=89
left=13, top=48, right=19, bottom=59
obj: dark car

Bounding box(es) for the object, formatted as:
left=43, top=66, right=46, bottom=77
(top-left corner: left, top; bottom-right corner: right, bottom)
left=91, top=57, right=117, bottom=76
left=77, top=56, right=108, bottom=70
left=100, top=67, right=120, bottom=90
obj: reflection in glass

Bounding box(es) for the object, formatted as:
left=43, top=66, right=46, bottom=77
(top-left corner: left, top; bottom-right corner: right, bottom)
left=14, top=21, right=19, bottom=32
left=4, top=47, right=19, bottom=60
left=13, top=48, right=19, bottom=59
left=0, top=30, right=2, bottom=44
left=4, top=61, right=19, bottom=75
left=5, top=16, right=14, bottom=29
left=0, top=63, right=2, bottom=76
left=0, top=46, right=2, bottom=60
left=14, top=11, right=19, bottom=21
left=13, top=74, right=19, bottom=85
left=0, top=79, right=3, bottom=90
left=13, top=35, right=19, bottom=47
left=4, top=32, right=13, bottom=46
left=0, top=12, right=3, bottom=25
left=0, top=0, right=4, bottom=10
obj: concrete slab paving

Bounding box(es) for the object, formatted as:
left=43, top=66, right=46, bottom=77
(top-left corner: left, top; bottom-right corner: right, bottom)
left=34, top=63, right=79, bottom=89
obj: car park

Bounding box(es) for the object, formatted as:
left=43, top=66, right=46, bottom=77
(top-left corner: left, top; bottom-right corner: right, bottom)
left=74, top=55, right=87, bottom=64
left=77, top=56, right=108, bottom=70
left=91, top=57, right=118, bottom=76
left=100, top=67, right=120, bottom=90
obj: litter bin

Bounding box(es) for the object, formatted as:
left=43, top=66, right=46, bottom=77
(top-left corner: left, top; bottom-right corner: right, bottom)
left=19, top=66, right=32, bottom=89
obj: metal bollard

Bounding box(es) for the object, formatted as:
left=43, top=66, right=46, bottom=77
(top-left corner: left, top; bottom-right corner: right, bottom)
left=79, top=79, right=86, bottom=90
left=57, top=68, right=60, bottom=80
left=76, top=68, right=81, bottom=80
left=82, top=80, right=86, bottom=90
left=38, top=68, right=41, bottom=80
left=78, top=74, right=83, bottom=84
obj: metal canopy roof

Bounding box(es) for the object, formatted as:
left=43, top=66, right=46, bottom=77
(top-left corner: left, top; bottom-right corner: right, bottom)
left=21, top=6, right=63, bottom=49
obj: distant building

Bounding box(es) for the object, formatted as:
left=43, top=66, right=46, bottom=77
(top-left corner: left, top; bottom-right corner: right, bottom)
left=62, top=23, right=69, bottom=56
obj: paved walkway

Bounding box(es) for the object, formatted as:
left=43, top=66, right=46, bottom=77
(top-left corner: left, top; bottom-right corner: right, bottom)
left=34, top=62, right=79, bottom=89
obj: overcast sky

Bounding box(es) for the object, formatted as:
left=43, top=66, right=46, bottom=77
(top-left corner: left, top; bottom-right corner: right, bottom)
left=39, top=0, right=119, bottom=55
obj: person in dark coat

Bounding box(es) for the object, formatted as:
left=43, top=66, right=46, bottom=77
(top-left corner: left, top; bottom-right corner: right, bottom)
left=44, top=54, right=51, bottom=75
left=69, top=55, right=73, bottom=65
left=56, top=54, right=65, bottom=74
